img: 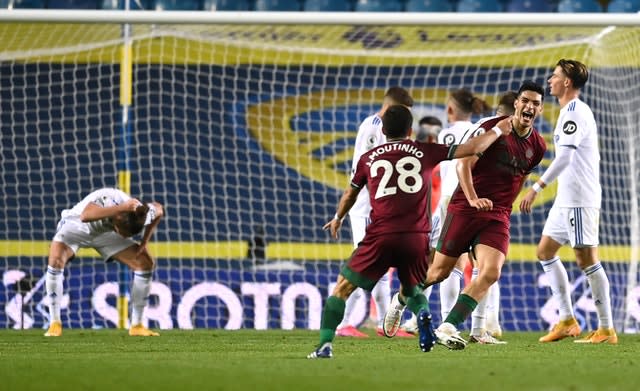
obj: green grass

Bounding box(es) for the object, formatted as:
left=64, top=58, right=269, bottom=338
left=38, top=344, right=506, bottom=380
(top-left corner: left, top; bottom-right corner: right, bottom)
left=0, top=329, right=638, bottom=391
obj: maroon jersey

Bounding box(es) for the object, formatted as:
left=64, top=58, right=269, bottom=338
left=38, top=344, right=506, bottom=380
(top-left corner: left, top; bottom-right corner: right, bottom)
left=448, top=116, right=547, bottom=222
left=351, top=139, right=456, bottom=237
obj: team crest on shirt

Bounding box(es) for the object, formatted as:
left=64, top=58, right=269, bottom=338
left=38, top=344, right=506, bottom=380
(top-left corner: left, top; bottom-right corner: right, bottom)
left=526, top=148, right=534, bottom=159
left=442, top=133, right=456, bottom=146
left=366, top=134, right=377, bottom=150
left=562, top=120, right=577, bottom=135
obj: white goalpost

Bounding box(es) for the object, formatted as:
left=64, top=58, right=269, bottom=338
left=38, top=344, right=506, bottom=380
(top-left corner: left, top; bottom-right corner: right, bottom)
left=0, top=9, right=638, bottom=333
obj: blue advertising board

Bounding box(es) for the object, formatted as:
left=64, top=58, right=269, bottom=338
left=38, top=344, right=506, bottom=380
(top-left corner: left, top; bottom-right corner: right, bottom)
left=2, top=257, right=635, bottom=332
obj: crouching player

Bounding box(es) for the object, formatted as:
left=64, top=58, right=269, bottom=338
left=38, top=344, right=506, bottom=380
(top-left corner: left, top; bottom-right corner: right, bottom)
left=44, top=187, right=163, bottom=337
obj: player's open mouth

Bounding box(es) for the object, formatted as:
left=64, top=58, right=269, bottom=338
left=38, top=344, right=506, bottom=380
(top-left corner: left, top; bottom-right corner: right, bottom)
left=522, top=111, right=534, bottom=121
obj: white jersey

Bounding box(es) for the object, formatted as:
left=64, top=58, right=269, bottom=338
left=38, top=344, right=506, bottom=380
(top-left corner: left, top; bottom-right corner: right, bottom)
left=60, top=188, right=131, bottom=235
left=552, top=98, right=601, bottom=208
left=348, top=113, right=385, bottom=218
left=437, top=121, right=475, bottom=199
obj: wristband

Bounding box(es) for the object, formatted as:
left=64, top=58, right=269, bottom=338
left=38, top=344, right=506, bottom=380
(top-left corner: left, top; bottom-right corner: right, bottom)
left=532, top=183, right=543, bottom=193
left=334, top=213, right=344, bottom=222
left=144, top=204, right=157, bottom=225
left=491, top=126, right=502, bottom=138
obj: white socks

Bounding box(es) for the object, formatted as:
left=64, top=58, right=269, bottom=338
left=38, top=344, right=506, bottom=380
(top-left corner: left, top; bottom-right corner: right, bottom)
left=45, top=266, right=64, bottom=323
left=338, top=273, right=391, bottom=329
left=439, top=268, right=463, bottom=320
left=131, top=271, right=152, bottom=326
left=470, top=268, right=485, bottom=335
left=583, top=263, right=613, bottom=329
left=338, top=287, right=362, bottom=329
left=485, top=282, right=501, bottom=333
left=540, top=256, right=574, bottom=321
left=372, top=272, right=390, bottom=327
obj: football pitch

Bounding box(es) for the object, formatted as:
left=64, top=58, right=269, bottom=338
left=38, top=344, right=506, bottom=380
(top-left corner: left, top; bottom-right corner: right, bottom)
left=0, top=329, right=637, bottom=391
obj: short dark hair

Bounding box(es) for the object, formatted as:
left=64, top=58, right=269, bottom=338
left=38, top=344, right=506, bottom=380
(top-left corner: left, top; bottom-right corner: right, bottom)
left=418, top=115, right=443, bottom=127
left=119, top=203, right=149, bottom=237
left=557, top=59, right=589, bottom=89
left=517, top=80, right=545, bottom=101
left=384, top=86, right=414, bottom=107
left=382, top=105, right=413, bottom=139
left=497, top=91, right=518, bottom=115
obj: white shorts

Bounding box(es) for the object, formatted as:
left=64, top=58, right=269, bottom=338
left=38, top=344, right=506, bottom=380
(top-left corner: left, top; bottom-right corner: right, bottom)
left=429, top=196, right=450, bottom=249
left=349, top=215, right=370, bottom=248
left=52, top=219, right=136, bottom=261
left=542, top=206, right=600, bottom=248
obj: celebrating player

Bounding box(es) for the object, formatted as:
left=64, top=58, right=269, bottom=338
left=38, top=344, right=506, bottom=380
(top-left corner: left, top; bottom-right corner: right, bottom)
left=520, top=59, right=617, bottom=344
left=391, top=92, right=515, bottom=341
left=307, top=104, right=512, bottom=358
left=336, top=87, right=414, bottom=338
left=466, top=91, right=518, bottom=343
left=44, top=187, right=163, bottom=337
left=424, top=81, right=547, bottom=350
left=397, top=89, right=491, bottom=335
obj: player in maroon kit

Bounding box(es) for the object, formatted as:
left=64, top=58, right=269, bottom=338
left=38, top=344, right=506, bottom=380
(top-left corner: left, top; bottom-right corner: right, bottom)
left=424, top=80, right=547, bottom=350
left=307, top=104, right=513, bottom=359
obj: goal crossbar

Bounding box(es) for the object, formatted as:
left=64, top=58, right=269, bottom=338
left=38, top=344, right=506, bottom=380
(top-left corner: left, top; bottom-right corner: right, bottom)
left=0, top=9, right=639, bottom=26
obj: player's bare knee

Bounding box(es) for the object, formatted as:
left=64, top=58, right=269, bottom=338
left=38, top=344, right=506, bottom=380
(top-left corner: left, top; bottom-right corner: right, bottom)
left=479, top=268, right=500, bottom=286
left=332, top=277, right=356, bottom=300
left=426, top=267, right=448, bottom=284
left=574, top=248, right=597, bottom=269
left=47, top=255, right=66, bottom=269
left=136, top=252, right=155, bottom=271
left=536, top=248, right=553, bottom=261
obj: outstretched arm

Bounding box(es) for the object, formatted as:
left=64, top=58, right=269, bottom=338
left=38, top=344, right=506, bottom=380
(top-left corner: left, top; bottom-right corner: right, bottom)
left=456, top=155, right=493, bottom=211
left=80, top=198, right=141, bottom=222
left=452, top=116, right=512, bottom=159
left=323, top=186, right=360, bottom=240
left=520, top=146, right=575, bottom=213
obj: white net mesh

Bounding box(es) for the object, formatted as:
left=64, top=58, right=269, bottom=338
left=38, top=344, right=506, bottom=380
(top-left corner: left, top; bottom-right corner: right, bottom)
left=1, top=17, right=638, bottom=332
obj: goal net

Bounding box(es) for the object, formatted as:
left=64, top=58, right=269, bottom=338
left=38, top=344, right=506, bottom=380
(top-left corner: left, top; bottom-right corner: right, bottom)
left=1, top=11, right=639, bottom=332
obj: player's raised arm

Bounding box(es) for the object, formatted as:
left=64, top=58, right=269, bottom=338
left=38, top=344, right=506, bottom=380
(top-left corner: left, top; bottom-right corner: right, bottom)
left=80, top=198, right=141, bottom=222
left=451, top=116, right=512, bottom=159
left=323, top=186, right=360, bottom=240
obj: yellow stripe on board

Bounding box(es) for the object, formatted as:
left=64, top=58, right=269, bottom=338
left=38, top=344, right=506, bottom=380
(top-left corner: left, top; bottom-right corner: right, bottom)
left=2, top=24, right=639, bottom=67
left=1, top=240, right=633, bottom=263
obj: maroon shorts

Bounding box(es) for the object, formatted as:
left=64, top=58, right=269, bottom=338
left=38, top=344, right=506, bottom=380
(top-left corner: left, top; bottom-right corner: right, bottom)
left=436, top=212, right=510, bottom=257
left=343, top=232, right=429, bottom=291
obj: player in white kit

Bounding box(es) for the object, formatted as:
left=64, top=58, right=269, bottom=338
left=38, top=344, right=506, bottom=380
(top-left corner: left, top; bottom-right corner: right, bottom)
left=336, top=87, right=415, bottom=338
left=44, top=187, right=164, bottom=337
left=520, top=59, right=617, bottom=344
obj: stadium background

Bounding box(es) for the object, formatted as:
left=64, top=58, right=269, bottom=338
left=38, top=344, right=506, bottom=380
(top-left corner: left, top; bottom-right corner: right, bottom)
left=0, top=23, right=637, bottom=331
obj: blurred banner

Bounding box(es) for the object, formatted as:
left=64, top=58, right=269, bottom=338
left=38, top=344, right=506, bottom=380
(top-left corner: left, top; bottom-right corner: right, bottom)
left=2, top=258, right=636, bottom=332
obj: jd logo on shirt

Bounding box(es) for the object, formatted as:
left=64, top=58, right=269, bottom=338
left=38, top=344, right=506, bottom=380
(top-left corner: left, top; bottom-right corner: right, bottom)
left=562, top=120, right=577, bottom=135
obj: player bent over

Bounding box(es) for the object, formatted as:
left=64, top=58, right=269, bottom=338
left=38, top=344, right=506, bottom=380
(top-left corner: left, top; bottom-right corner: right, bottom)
left=307, top=105, right=511, bottom=358
left=44, top=187, right=164, bottom=337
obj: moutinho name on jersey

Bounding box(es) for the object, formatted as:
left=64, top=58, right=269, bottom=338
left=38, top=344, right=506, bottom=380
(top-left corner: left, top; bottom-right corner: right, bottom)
left=366, top=143, right=423, bottom=167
